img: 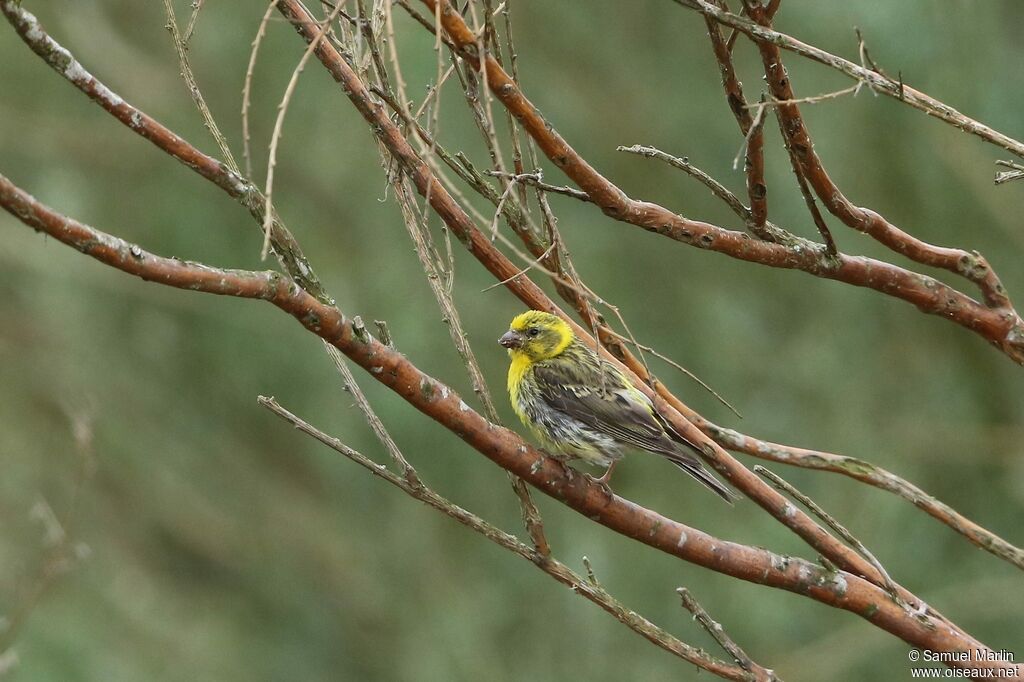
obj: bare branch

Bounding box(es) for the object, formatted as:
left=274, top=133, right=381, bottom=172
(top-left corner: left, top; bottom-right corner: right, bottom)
left=411, top=0, right=1024, bottom=364
left=485, top=170, right=590, bottom=202
left=701, top=423, right=1024, bottom=571
left=677, top=587, right=778, bottom=681
left=182, top=0, right=205, bottom=44
left=619, top=145, right=748, bottom=221
left=323, top=342, right=421, bottom=484
left=995, top=160, right=1024, bottom=186
left=258, top=397, right=757, bottom=681
left=242, top=0, right=279, bottom=179
left=703, top=9, right=769, bottom=236
left=279, top=0, right=1011, bottom=606
left=162, top=0, right=240, bottom=174
left=2, top=170, right=1009, bottom=670
left=754, top=466, right=905, bottom=611
left=0, top=1, right=327, bottom=301
left=263, top=2, right=346, bottom=258
left=672, top=0, right=1024, bottom=159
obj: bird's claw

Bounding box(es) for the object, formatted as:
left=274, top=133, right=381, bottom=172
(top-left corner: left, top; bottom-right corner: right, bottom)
left=585, top=472, right=615, bottom=498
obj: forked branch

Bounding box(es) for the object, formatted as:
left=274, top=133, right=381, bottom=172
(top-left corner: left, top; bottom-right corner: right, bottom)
left=0, top=172, right=1011, bottom=672
left=414, top=0, right=1024, bottom=365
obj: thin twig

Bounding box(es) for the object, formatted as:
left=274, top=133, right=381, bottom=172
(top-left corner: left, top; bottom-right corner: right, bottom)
left=182, top=0, right=205, bottom=45
left=162, top=0, right=239, bottom=174
left=258, top=397, right=756, bottom=680
left=324, top=341, right=421, bottom=483
left=603, top=328, right=742, bottom=419
left=620, top=144, right=747, bottom=220
left=774, top=112, right=839, bottom=257
left=488, top=175, right=519, bottom=240
left=263, top=2, right=346, bottom=259
left=753, top=465, right=907, bottom=611
left=486, top=170, right=590, bottom=202
left=481, top=242, right=556, bottom=292
left=733, top=101, right=765, bottom=170
left=242, top=0, right=279, bottom=179
left=704, top=5, right=769, bottom=235
left=677, top=587, right=777, bottom=681
left=747, top=84, right=862, bottom=109
left=994, top=160, right=1024, bottom=186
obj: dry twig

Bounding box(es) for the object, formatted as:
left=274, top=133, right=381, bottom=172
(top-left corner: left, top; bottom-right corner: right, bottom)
left=677, top=587, right=778, bottom=681
left=278, top=0, right=1016, bottom=607
left=1, top=172, right=1009, bottom=672
left=412, top=0, right=1024, bottom=364
left=162, top=0, right=239, bottom=173
left=259, top=397, right=758, bottom=681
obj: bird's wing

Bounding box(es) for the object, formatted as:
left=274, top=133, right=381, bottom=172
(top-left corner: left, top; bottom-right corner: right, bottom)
left=531, top=360, right=684, bottom=458
left=533, top=357, right=736, bottom=503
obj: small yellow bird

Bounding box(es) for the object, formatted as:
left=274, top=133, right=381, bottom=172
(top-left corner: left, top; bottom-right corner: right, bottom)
left=499, top=310, right=734, bottom=502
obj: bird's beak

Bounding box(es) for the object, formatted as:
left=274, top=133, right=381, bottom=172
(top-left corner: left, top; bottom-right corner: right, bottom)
left=499, top=330, right=523, bottom=349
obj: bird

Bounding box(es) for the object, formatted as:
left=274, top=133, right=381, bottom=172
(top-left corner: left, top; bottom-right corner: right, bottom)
left=499, top=310, right=735, bottom=502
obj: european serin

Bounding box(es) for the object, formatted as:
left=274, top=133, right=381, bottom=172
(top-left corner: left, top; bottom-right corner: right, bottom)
left=499, top=310, right=734, bottom=502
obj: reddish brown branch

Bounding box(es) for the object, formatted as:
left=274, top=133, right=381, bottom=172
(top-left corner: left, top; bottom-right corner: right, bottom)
left=704, top=10, right=769, bottom=236
left=260, top=397, right=756, bottom=681
left=702, top=422, right=1024, bottom=570
left=278, top=0, right=935, bottom=596
left=0, top=171, right=1012, bottom=672
left=318, top=0, right=1020, bottom=575
left=276, top=1, right=1024, bottom=631
left=415, top=0, right=1024, bottom=365
left=743, top=1, right=1008, bottom=307
left=0, top=0, right=327, bottom=302
left=674, top=0, right=1024, bottom=159
left=772, top=107, right=838, bottom=256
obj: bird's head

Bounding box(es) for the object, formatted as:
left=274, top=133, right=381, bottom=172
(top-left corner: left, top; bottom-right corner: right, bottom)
left=499, top=311, right=574, bottom=361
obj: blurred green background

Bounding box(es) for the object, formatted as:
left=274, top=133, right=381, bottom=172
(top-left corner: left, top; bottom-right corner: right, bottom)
left=2, top=1, right=1023, bottom=680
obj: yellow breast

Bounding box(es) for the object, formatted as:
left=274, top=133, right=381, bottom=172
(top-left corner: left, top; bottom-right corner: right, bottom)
left=506, top=351, right=532, bottom=421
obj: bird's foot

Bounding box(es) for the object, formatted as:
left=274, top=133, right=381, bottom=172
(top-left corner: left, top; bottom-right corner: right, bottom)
left=584, top=473, right=614, bottom=498
left=586, top=462, right=617, bottom=498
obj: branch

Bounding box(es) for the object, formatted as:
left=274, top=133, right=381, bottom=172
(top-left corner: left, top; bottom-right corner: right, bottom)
left=995, top=160, right=1024, bottom=186
left=754, top=466, right=904, bottom=610
left=742, top=0, right=1008, bottom=307
left=261, top=1, right=345, bottom=258
left=259, top=397, right=757, bottom=681
left=616, top=144, right=798, bottom=246
left=1, top=171, right=1012, bottom=672
left=0, top=1, right=327, bottom=302
left=280, top=0, right=1012, bottom=620
left=701, top=423, right=1024, bottom=571
left=413, top=0, right=1024, bottom=365
left=677, top=587, right=777, bottom=681
left=703, top=9, right=769, bottom=237
left=671, top=0, right=1024, bottom=159
left=162, top=0, right=240, bottom=174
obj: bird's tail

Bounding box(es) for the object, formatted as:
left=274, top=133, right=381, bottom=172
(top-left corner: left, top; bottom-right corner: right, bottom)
left=669, top=459, right=736, bottom=503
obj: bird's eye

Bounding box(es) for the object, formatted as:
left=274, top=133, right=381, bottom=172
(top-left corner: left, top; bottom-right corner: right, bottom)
left=528, top=327, right=540, bottom=337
